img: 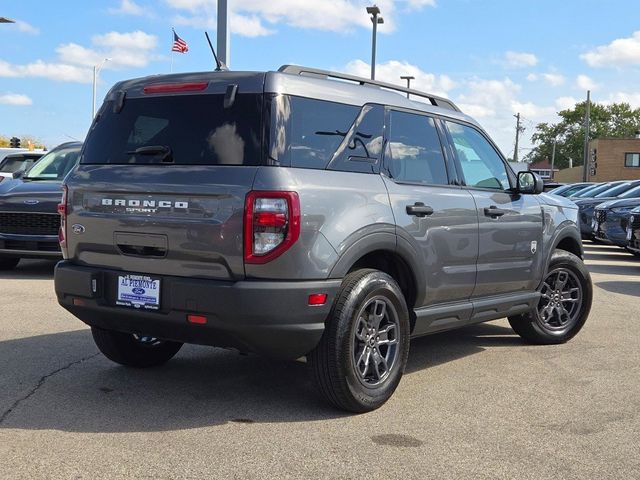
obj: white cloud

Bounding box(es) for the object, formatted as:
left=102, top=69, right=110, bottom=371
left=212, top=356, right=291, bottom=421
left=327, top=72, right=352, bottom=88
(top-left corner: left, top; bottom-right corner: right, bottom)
left=13, top=20, right=39, bottom=35
left=405, top=0, right=437, bottom=9
left=0, top=30, right=158, bottom=83
left=526, top=72, right=565, bottom=87
left=581, top=31, right=640, bottom=68
left=230, top=13, right=276, bottom=37
left=343, top=59, right=456, bottom=98
left=555, top=96, right=578, bottom=111
left=167, top=0, right=436, bottom=36
left=0, top=93, right=33, bottom=106
left=0, top=59, right=92, bottom=83
left=541, top=73, right=565, bottom=87
left=504, top=51, right=538, bottom=68
left=576, top=74, right=599, bottom=91
left=109, top=0, right=146, bottom=16
left=604, top=92, right=640, bottom=109
left=56, top=31, right=158, bottom=69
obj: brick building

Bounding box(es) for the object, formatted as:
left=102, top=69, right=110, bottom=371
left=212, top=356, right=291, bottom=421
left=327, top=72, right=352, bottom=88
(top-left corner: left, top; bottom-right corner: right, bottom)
left=554, top=137, right=640, bottom=183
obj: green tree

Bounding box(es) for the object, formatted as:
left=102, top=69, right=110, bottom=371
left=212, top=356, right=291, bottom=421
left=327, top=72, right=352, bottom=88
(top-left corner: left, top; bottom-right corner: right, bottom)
left=526, top=102, right=640, bottom=169
left=0, top=134, right=46, bottom=149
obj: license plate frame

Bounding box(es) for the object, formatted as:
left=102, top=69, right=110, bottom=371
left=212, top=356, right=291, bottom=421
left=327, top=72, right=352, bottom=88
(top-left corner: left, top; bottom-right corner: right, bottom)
left=116, top=274, right=161, bottom=310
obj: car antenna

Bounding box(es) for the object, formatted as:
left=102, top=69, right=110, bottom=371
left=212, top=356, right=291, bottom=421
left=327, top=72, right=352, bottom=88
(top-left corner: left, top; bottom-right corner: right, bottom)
left=204, top=31, right=228, bottom=72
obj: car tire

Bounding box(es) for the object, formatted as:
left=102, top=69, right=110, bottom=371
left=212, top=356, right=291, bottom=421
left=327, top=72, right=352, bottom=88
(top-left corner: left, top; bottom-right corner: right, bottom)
left=509, top=250, right=592, bottom=344
left=0, top=257, right=20, bottom=270
left=625, top=247, right=640, bottom=258
left=309, top=269, right=410, bottom=413
left=91, top=327, right=183, bottom=368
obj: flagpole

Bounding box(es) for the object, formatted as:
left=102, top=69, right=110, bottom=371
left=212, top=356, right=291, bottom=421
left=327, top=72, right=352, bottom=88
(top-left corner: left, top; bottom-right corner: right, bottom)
left=170, top=28, right=174, bottom=73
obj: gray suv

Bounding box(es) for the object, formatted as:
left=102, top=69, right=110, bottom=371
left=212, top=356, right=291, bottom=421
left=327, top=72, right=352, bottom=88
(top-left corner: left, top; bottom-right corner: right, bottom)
left=54, top=65, right=592, bottom=412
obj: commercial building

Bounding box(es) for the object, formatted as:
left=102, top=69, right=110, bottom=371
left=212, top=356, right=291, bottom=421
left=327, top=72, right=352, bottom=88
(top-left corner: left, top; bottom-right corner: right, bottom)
left=554, top=137, right=640, bottom=183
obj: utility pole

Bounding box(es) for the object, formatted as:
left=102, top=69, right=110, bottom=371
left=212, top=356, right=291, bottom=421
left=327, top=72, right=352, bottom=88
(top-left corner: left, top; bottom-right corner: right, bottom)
left=513, top=113, right=524, bottom=162
left=582, top=90, right=591, bottom=182
left=400, top=75, right=415, bottom=98
left=550, top=138, right=557, bottom=180
left=366, top=6, right=384, bottom=80
left=217, top=0, right=229, bottom=67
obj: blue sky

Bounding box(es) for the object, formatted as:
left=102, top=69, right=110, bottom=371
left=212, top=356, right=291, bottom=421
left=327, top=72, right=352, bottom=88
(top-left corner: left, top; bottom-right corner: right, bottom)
left=1, top=0, right=639, bottom=159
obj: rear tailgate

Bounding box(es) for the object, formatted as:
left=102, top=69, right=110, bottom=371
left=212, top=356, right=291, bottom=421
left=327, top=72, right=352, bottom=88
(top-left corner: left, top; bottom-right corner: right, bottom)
left=65, top=165, right=256, bottom=280
left=64, top=72, right=266, bottom=281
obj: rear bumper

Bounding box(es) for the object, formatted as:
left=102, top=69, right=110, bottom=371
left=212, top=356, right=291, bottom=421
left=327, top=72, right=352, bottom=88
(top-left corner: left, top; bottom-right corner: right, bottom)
left=54, top=261, right=341, bottom=360
left=0, top=234, right=61, bottom=259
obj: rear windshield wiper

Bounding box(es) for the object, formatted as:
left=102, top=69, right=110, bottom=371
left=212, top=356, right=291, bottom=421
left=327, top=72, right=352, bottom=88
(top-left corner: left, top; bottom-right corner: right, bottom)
left=126, top=145, right=173, bottom=163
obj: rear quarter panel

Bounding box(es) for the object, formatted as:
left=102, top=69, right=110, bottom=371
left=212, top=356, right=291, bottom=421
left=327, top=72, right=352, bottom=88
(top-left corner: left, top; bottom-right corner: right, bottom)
left=250, top=167, right=395, bottom=279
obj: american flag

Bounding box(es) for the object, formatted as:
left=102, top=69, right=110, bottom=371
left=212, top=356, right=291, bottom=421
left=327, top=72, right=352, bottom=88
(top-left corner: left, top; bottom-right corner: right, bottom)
left=171, top=29, right=188, bottom=53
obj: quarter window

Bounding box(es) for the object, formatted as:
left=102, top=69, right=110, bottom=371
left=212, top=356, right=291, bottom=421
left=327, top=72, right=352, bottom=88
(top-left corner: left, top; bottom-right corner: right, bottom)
left=445, top=121, right=510, bottom=190
left=385, top=110, right=448, bottom=185
left=268, top=95, right=361, bottom=169
left=625, top=153, right=640, bottom=167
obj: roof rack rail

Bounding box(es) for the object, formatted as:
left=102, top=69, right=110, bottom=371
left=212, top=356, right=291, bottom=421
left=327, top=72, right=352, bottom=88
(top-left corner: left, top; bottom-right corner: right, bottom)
left=278, top=64, right=460, bottom=112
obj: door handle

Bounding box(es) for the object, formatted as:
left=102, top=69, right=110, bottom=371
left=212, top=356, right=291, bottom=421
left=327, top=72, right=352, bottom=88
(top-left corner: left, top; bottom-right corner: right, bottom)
left=406, top=202, right=434, bottom=217
left=484, top=206, right=507, bottom=218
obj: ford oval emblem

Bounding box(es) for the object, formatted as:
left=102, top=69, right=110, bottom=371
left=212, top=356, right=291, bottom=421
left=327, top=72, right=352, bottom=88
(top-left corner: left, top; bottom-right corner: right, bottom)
left=71, top=224, right=85, bottom=235
left=23, top=199, right=39, bottom=205
left=132, top=287, right=145, bottom=295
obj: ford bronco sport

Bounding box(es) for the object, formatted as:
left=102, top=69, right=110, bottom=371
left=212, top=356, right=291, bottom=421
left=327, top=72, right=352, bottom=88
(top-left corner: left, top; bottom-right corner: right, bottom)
left=54, top=66, right=592, bottom=412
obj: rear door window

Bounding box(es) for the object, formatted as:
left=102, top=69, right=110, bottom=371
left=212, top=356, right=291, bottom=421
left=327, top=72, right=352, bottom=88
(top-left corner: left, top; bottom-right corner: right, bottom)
left=82, top=94, right=263, bottom=165
left=385, top=110, right=449, bottom=185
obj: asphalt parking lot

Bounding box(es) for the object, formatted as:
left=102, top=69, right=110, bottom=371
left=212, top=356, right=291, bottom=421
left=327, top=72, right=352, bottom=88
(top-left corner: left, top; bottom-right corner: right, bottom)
left=1, top=243, right=639, bottom=479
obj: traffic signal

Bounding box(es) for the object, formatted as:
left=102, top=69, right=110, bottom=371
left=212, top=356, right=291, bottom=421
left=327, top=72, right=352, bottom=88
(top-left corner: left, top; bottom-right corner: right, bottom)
left=9, top=137, right=21, bottom=148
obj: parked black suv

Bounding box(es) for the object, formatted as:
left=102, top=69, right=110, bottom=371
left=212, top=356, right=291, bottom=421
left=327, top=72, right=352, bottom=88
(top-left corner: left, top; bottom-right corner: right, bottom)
left=0, top=142, right=81, bottom=269
left=54, top=67, right=592, bottom=412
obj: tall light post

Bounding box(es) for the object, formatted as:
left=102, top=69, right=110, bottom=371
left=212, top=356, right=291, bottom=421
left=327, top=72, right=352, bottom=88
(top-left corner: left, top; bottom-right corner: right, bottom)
left=92, top=58, right=111, bottom=120
left=366, top=6, right=384, bottom=80
left=400, top=75, right=415, bottom=98
left=217, top=0, right=230, bottom=67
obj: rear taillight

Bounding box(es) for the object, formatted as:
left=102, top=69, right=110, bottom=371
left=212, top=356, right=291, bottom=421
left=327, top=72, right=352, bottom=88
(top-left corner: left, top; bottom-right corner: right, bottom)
left=58, top=185, right=68, bottom=258
left=244, top=191, right=300, bottom=264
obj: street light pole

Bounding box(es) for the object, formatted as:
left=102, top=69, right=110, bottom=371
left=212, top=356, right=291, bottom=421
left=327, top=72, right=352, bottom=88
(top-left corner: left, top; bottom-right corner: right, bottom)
left=217, top=0, right=230, bottom=67
left=400, top=75, right=415, bottom=98
left=92, top=58, right=111, bottom=120
left=366, top=6, right=384, bottom=80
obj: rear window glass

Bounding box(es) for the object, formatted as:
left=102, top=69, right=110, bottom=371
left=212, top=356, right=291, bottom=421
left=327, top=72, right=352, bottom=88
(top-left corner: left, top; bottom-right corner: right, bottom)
left=595, top=182, right=632, bottom=197
left=268, top=95, right=361, bottom=169
left=0, top=157, right=36, bottom=173
left=82, top=94, right=263, bottom=165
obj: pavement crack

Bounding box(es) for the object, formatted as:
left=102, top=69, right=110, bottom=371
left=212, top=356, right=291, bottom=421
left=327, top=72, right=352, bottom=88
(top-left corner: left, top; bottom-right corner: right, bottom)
left=0, top=352, right=100, bottom=425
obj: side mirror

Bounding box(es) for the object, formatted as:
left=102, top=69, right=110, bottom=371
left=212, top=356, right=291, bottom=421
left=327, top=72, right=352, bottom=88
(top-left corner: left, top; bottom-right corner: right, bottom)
left=517, top=171, right=544, bottom=194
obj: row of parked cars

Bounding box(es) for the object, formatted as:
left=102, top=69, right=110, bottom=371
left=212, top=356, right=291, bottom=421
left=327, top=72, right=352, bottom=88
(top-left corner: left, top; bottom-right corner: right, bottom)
left=0, top=142, right=82, bottom=269
left=549, top=180, right=640, bottom=256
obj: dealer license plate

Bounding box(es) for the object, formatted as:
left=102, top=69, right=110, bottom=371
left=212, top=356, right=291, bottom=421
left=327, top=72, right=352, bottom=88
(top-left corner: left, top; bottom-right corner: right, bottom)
left=592, top=220, right=599, bottom=232
left=628, top=227, right=633, bottom=241
left=116, top=274, right=161, bottom=310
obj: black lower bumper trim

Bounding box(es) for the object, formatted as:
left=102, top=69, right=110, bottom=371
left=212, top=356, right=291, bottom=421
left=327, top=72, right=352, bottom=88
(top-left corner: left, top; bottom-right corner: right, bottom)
left=54, top=261, right=341, bottom=360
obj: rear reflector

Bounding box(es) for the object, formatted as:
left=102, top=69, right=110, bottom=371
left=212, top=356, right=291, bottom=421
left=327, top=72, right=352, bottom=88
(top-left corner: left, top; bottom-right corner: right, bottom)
left=72, top=298, right=86, bottom=306
left=143, top=82, right=208, bottom=94
left=187, top=314, right=208, bottom=325
left=308, top=293, right=327, bottom=306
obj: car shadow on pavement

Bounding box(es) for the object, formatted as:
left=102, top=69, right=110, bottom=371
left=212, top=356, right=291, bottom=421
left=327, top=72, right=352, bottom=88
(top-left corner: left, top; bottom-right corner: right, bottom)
left=0, top=259, right=56, bottom=280
left=406, top=322, right=522, bottom=374
left=0, top=322, right=520, bottom=433
left=595, top=280, right=640, bottom=298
